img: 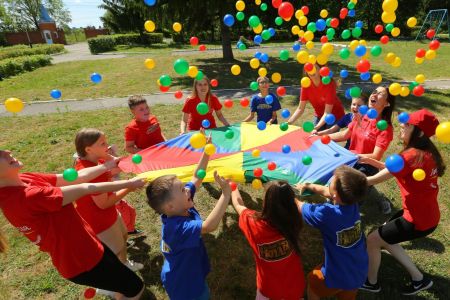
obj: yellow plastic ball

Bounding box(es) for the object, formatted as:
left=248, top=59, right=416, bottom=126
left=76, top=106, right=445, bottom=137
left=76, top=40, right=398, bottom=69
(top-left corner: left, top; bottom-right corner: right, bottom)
left=316, top=53, right=329, bottom=65
left=144, top=20, right=155, bottom=32
left=190, top=133, right=207, bottom=149
left=412, top=169, right=426, bottom=181
left=415, top=57, right=424, bottom=64
left=249, top=58, right=260, bottom=69
left=173, top=22, right=182, bottom=32
left=407, top=17, right=417, bottom=28
left=400, top=86, right=410, bottom=97
left=144, top=58, right=155, bottom=69
left=359, top=39, right=367, bottom=46
left=252, top=178, right=263, bottom=189
left=305, top=41, right=314, bottom=50
left=298, top=30, right=305, bottom=38
left=382, top=0, right=398, bottom=13
left=321, top=43, right=334, bottom=55
left=271, top=72, right=282, bottom=83
left=255, top=0, right=261, bottom=5
left=372, top=73, right=383, bottom=84
left=253, top=24, right=263, bottom=34
left=349, top=40, right=359, bottom=51
left=258, top=67, right=267, bottom=77
left=295, top=10, right=304, bottom=20
left=308, top=66, right=317, bottom=75
left=415, top=74, right=425, bottom=84
left=391, top=27, right=400, bottom=37
left=381, top=11, right=397, bottom=24
left=304, top=30, right=314, bottom=41
left=296, top=51, right=309, bottom=64
left=425, top=50, right=436, bottom=60
left=389, top=83, right=402, bottom=96
left=436, top=122, right=450, bottom=143
left=301, top=77, right=311, bottom=88
left=392, top=56, right=402, bottom=67
left=252, top=149, right=261, bottom=157
left=231, top=64, right=241, bottom=76
left=4, top=97, right=24, bottom=113
left=188, top=66, right=199, bottom=78
left=385, top=52, right=396, bottom=64
left=320, top=9, right=328, bottom=18
left=291, top=25, right=300, bottom=35
left=299, top=16, right=308, bottom=27
left=204, top=143, right=216, bottom=156
left=236, top=0, right=245, bottom=11
left=307, top=54, right=317, bottom=64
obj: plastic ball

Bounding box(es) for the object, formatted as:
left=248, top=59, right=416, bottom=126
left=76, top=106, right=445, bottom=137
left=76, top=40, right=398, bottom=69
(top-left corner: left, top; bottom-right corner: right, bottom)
left=377, top=120, right=388, bottom=131
left=341, top=29, right=351, bottom=40
left=260, top=3, right=268, bottom=11
left=90, top=73, right=102, bottom=84
left=371, top=45, right=382, bottom=57
left=196, top=102, right=209, bottom=115
left=415, top=74, right=425, bottom=84
left=340, top=69, right=349, bottom=78
left=339, top=48, right=351, bottom=59
left=360, top=72, right=371, bottom=81
left=196, top=169, right=206, bottom=179
left=131, top=153, right=143, bottom=164
left=202, top=119, right=211, bottom=128
left=412, top=169, right=426, bottom=181
left=50, top=89, right=62, bottom=99
left=302, top=155, right=312, bottom=165
left=190, top=36, right=199, bottom=46
left=4, top=97, right=24, bottom=113
left=253, top=168, right=263, bottom=177
left=385, top=23, right=395, bottom=32
left=389, top=83, right=402, bottom=96
left=144, top=20, right=155, bottom=32
left=63, top=168, right=78, bottom=182
left=250, top=81, right=259, bottom=91
left=262, top=30, right=271, bottom=41
left=174, top=90, right=183, bottom=99
left=429, top=40, right=440, bottom=51
left=385, top=154, right=405, bottom=173
left=240, top=98, right=250, bottom=107
left=210, top=79, right=218, bottom=88
left=223, top=14, right=235, bottom=27
left=271, top=72, right=281, bottom=83
left=279, top=49, right=290, bottom=61
left=275, top=16, right=283, bottom=25
left=260, top=53, right=269, bottom=63
left=225, top=129, right=234, bottom=139
left=278, top=2, right=294, bottom=19
left=397, top=112, right=410, bottom=124
left=319, top=67, right=330, bottom=77
left=354, top=45, right=367, bottom=57
left=188, top=66, right=199, bottom=78
left=173, top=22, right=182, bottom=32
left=322, top=76, right=331, bottom=85
left=413, top=85, right=425, bottom=97
left=407, top=17, right=417, bottom=28
left=359, top=105, right=369, bottom=115
left=236, top=0, right=245, bottom=11
left=400, top=87, right=410, bottom=97
left=144, top=58, right=155, bottom=69
left=425, top=50, right=436, bottom=60
left=231, top=64, right=241, bottom=75
left=257, top=121, right=267, bottom=131
left=84, top=288, right=96, bottom=299
left=229, top=181, right=238, bottom=191
left=268, top=161, right=277, bottom=171
left=253, top=35, right=263, bottom=45
left=159, top=85, right=170, bottom=93
left=426, top=29, right=435, bottom=39
left=300, top=77, right=311, bottom=88
left=190, top=133, right=207, bottom=149
left=252, top=178, right=263, bottom=189
left=248, top=15, right=261, bottom=28
left=279, top=122, right=289, bottom=131
left=321, top=135, right=331, bottom=144
left=144, top=0, right=156, bottom=6
left=280, top=109, right=290, bottom=119
left=409, top=81, right=420, bottom=91
left=381, top=11, right=396, bottom=24
left=159, top=74, right=172, bottom=87
left=265, top=95, right=274, bottom=105
left=372, top=73, right=382, bottom=84
left=375, top=24, right=384, bottom=34
left=199, top=44, right=207, bottom=51
left=325, top=114, right=336, bottom=125
left=282, top=144, right=291, bottom=153
left=276, top=86, right=286, bottom=97
left=436, top=122, right=450, bottom=143
left=380, top=35, right=390, bottom=44
left=391, top=27, right=400, bottom=37
left=349, top=86, right=362, bottom=98
left=173, top=59, right=189, bottom=75
left=252, top=149, right=261, bottom=157
left=367, top=108, right=378, bottom=119
left=236, top=11, right=245, bottom=21
left=224, top=99, right=233, bottom=108
left=352, top=27, right=362, bottom=38
left=204, top=143, right=216, bottom=155
left=357, top=59, right=371, bottom=73
left=302, top=121, right=314, bottom=133
left=292, top=43, right=301, bottom=52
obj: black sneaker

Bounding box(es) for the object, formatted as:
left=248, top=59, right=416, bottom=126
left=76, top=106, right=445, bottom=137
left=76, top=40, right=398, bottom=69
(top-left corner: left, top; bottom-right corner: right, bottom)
left=402, top=277, right=433, bottom=296
left=359, top=279, right=381, bottom=293
left=128, top=229, right=144, bottom=238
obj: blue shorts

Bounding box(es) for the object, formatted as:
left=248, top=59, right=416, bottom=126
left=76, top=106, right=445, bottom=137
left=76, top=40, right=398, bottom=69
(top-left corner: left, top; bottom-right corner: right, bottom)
left=193, top=282, right=210, bottom=300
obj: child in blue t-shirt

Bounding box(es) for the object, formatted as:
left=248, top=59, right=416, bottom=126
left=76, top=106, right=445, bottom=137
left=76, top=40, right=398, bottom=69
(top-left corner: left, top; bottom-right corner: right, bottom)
left=243, top=76, right=281, bottom=124
left=145, top=138, right=231, bottom=300
left=295, top=165, right=369, bottom=300
left=317, top=96, right=367, bottom=149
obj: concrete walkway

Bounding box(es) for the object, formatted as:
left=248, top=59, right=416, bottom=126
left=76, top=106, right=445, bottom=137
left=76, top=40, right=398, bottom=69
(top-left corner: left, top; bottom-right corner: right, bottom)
left=51, top=42, right=126, bottom=64
left=1, top=81, right=449, bottom=117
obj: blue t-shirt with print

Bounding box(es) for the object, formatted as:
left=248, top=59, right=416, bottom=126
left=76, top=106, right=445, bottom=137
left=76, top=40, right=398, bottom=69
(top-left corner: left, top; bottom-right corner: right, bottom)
left=160, top=183, right=210, bottom=300
left=302, top=202, right=368, bottom=290
left=336, top=112, right=354, bottom=128
left=250, top=93, right=281, bottom=123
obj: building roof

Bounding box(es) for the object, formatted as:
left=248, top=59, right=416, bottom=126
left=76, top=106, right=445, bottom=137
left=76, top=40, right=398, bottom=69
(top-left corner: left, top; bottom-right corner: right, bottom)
left=38, top=5, right=55, bottom=23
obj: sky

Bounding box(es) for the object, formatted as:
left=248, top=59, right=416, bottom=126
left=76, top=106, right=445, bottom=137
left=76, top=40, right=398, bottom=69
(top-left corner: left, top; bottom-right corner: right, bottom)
left=63, top=0, right=105, bottom=28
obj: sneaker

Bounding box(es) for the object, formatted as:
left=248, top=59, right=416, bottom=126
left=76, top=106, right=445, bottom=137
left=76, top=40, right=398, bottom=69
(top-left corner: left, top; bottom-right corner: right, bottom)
left=125, top=259, right=144, bottom=272
left=128, top=229, right=144, bottom=238
left=95, top=288, right=115, bottom=298
left=402, top=277, right=433, bottom=296
left=378, top=197, right=392, bottom=215
left=359, top=279, right=381, bottom=293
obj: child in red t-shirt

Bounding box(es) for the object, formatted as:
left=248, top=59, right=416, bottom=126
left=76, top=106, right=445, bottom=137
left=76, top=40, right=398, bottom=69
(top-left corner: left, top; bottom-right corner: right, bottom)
left=358, top=109, right=444, bottom=296
left=125, top=95, right=166, bottom=154
left=231, top=181, right=306, bottom=300
left=74, top=128, right=143, bottom=273
left=180, top=76, right=230, bottom=134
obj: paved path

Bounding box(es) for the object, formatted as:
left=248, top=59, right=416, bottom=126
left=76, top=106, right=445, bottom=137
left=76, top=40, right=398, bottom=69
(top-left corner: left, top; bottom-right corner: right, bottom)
left=2, top=81, right=449, bottom=117
left=51, top=43, right=126, bottom=64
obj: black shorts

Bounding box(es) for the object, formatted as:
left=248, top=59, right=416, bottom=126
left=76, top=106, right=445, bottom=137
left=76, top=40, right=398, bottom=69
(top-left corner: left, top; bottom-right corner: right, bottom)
left=378, top=210, right=437, bottom=245
left=69, top=244, right=144, bottom=297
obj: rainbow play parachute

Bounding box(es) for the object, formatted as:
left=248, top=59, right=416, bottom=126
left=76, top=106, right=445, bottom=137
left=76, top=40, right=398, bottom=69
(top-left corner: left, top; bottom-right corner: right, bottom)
left=119, top=123, right=358, bottom=185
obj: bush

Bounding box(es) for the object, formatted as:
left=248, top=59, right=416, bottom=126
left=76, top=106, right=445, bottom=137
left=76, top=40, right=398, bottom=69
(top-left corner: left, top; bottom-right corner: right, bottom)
left=0, top=44, right=65, bottom=60
left=0, top=55, right=52, bottom=78
left=87, top=33, right=164, bottom=54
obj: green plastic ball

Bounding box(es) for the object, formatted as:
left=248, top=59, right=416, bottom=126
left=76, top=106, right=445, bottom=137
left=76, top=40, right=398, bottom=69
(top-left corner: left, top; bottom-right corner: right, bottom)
left=196, top=102, right=209, bottom=115
left=196, top=169, right=206, bottom=179
left=350, top=86, right=362, bottom=97
left=322, top=76, right=331, bottom=85
left=385, top=23, right=394, bottom=33
left=236, top=12, right=245, bottom=21
left=303, top=121, right=314, bottom=133
left=279, top=50, right=289, bottom=61
left=248, top=15, right=261, bottom=28
left=280, top=122, right=289, bottom=131
left=195, top=70, right=204, bottom=81
left=370, top=45, right=382, bottom=57
left=376, top=120, right=388, bottom=131
left=63, top=168, right=78, bottom=182
left=250, top=81, right=259, bottom=91
left=173, top=59, right=189, bottom=75
left=275, top=17, right=283, bottom=26
left=132, top=154, right=143, bottom=164
left=159, top=75, right=172, bottom=87
left=352, top=27, right=362, bottom=38
left=225, top=129, right=234, bottom=139
left=341, top=29, right=351, bottom=40
left=302, top=155, right=313, bottom=165
left=339, top=48, right=351, bottom=59
left=260, top=3, right=268, bottom=11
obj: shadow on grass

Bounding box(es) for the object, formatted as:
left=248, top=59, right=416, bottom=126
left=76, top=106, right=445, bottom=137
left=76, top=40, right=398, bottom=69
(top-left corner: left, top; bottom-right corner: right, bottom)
left=403, top=236, right=445, bottom=254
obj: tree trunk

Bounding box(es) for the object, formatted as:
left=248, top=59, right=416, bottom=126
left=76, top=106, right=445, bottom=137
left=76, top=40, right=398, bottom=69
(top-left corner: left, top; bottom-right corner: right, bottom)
left=220, top=22, right=234, bottom=61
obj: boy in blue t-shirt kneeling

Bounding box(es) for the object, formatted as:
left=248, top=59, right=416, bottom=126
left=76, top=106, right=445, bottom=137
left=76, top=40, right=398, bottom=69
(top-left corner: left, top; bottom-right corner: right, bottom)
left=243, top=76, right=281, bottom=125
left=295, top=165, right=369, bottom=300
left=146, top=146, right=231, bottom=300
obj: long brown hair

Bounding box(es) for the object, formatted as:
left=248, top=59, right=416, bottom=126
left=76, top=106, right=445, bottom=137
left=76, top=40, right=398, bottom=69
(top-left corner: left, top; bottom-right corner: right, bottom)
left=404, top=126, right=446, bottom=177
left=190, top=76, right=212, bottom=108
left=0, top=229, right=7, bottom=253
left=380, top=86, right=396, bottom=125
left=255, top=181, right=302, bottom=255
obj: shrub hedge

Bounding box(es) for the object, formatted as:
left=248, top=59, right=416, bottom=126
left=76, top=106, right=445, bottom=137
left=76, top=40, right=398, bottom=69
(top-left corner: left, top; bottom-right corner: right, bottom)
left=87, top=33, right=164, bottom=54
left=0, top=55, right=52, bottom=78
left=0, top=44, right=65, bottom=60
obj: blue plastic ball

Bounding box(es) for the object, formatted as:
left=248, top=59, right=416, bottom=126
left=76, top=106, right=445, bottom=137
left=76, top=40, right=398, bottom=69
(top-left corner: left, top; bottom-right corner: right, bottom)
left=254, top=35, right=263, bottom=44
left=367, top=108, right=378, bottom=119
left=265, top=95, right=274, bottom=104
left=90, top=73, right=102, bottom=84
left=144, top=0, right=156, bottom=6
left=385, top=154, right=405, bottom=173
left=398, top=112, right=410, bottom=124
left=325, top=114, right=336, bottom=125
left=236, top=41, right=242, bottom=49
left=282, top=144, right=291, bottom=153
left=348, top=9, right=355, bottom=17
left=50, top=89, right=62, bottom=99
left=316, top=19, right=327, bottom=31
left=281, top=109, right=291, bottom=119
left=328, top=70, right=334, bottom=78
left=345, top=88, right=352, bottom=100
left=223, top=14, right=235, bottom=27
left=360, top=72, right=371, bottom=81
left=340, top=69, right=349, bottom=78
left=257, top=121, right=267, bottom=130
left=260, top=53, right=269, bottom=63
left=292, top=43, right=301, bottom=52
left=355, top=45, right=367, bottom=57
left=254, top=51, right=262, bottom=59
left=268, top=28, right=276, bottom=37
left=359, top=105, right=369, bottom=115
left=201, top=119, right=211, bottom=128
left=355, top=21, right=364, bottom=28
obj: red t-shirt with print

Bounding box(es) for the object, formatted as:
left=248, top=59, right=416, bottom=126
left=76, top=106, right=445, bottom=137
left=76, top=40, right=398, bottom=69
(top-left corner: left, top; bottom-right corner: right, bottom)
left=74, top=159, right=118, bottom=234
left=239, top=209, right=305, bottom=300
left=182, top=95, right=223, bottom=131
left=124, top=115, right=165, bottom=150
left=348, top=115, right=393, bottom=154
left=0, top=173, right=104, bottom=279
left=300, top=81, right=345, bottom=120
left=392, top=148, right=440, bottom=230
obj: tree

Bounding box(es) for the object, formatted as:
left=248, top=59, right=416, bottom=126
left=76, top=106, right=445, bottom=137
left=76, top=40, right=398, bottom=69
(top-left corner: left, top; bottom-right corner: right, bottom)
left=2, top=0, right=71, bottom=31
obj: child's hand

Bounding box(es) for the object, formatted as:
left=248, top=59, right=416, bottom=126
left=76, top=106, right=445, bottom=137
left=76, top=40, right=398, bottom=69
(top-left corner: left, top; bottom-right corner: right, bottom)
left=213, top=171, right=231, bottom=196
left=127, top=177, right=146, bottom=189
left=104, top=156, right=122, bottom=171
left=294, top=182, right=307, bottom=194
left=357, top=155, right=371, bottom=165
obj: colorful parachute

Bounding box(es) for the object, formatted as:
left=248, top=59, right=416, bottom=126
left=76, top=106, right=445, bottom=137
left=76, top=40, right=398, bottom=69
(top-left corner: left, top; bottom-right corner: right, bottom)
left=119, top=123, right=358, bottom=185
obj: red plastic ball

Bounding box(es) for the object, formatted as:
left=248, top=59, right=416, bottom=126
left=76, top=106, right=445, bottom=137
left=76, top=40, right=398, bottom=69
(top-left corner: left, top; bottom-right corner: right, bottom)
left=426, top=29, right=436, bottom=39
left=276, top=86, right=286, bottom=96
left=321, top=135, right=331, bottom=144
left=199, top=44, right=206, bottom=51
left=301, top=6, right=309, bottom=15
left=374, top=24, right=384, bottom=34
left=356, top=59, right=371, bottom=73
left=380, top=35, right=389, bottom=44
left=174, top=90, right=183, bottom=99
left=339, top=8, right=348, bottom=19
left=210, top=79, right=218, bottom=87
left=304, top=62, right=314, bottom=72
left=268, top=162, right=277, bottom=171
left=240, top=97, right=250, bottom=107
left=190, top=36, right=199, bottom=46
left=224, top=99, right=233, bottom=108
left=416, top=48, right=426, bottom=58
left=413, top=85, right=425, bottom=97
left=320, top=35, right=328, bottom=43
left=272, top=0, right=282, bottom=9
left=429, top=40, right=440, bottom=50
left=300, top=37, right=307, bottom=44
left=229, top=181, right=237, bottom=191
left=319, top=67, right=330, bottom=77
left=278, top=2, right=294, bottom=19
left=253, top=168, right=263, bottom=177
left=84, top=288, right=96, bottom=299
left=160, top=85, right=170, bottom=92
left=330, top=18, right=339, bottom=28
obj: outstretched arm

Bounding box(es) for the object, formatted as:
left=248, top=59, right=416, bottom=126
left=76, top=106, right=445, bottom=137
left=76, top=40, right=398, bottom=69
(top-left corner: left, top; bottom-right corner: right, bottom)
left=294, top=182, right=331, bottom=199
left=367, top=168, right=393, bottom=186
left=201, top=172, right=231, bottom=234
left=231, top=187, right=247, bottom=215
left=288, top=100, right=307, bottom=124
left=216, top=110, right=230, bottom=126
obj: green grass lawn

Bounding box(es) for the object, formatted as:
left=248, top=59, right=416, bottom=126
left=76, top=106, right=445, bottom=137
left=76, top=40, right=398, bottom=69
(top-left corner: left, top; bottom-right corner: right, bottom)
left=0, top=92, right=449, bottom=299
left=0, top=41, right=449, bottom=102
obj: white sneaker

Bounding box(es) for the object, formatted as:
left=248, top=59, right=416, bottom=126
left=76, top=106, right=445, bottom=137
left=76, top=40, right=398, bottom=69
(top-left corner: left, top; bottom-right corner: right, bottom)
left=125, top=259, right=144, bottom=271
left=95, top=288, right=115, bottom=298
